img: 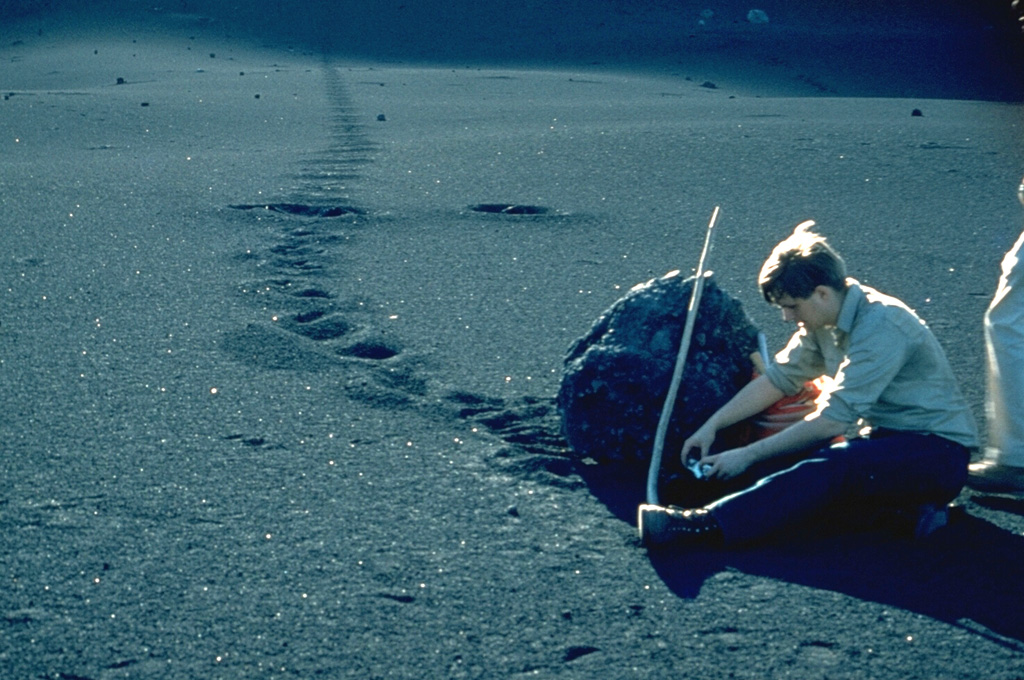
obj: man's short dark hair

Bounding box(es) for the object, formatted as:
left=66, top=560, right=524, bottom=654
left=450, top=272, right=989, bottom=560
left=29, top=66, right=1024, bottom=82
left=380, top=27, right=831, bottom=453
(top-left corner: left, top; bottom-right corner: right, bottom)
left=758, top=221, right=848, bottom=303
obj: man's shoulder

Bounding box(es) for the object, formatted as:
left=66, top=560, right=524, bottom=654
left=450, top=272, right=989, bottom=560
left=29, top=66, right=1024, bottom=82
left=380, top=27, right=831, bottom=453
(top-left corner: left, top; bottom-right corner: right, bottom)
left=858, top=282, right=909, bottom=309
left=849, top=283, right=926, bottom=336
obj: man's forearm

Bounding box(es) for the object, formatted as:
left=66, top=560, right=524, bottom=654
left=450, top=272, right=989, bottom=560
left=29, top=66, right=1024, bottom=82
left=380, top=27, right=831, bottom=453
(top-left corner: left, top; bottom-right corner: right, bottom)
left=744, top=413, right=847, bottom=464
left=707, top=374, right=786, bottom=432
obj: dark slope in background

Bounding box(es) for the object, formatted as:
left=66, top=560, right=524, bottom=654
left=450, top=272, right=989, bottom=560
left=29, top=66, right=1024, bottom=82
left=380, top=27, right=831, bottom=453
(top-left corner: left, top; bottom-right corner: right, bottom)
left=2, top=0, right=1023, bottom=101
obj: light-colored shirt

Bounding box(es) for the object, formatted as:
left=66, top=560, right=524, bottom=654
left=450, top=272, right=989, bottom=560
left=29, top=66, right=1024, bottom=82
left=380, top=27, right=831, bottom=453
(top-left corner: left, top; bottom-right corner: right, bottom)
left=764, top=280, right=979, bottom=449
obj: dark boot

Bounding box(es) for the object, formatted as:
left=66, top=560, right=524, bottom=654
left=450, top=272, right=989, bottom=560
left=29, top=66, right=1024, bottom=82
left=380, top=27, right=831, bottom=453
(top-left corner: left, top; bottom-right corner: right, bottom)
left=638, top=504, right=723, bottom=547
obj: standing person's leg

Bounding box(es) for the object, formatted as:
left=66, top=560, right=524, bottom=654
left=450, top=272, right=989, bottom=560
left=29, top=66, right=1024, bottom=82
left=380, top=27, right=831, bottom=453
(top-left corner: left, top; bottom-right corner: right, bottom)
left=703, top=433, right=967, bottom=547
left=982, top=238, right=1024, bottom=461
left=969, top=178, right=1024, bottom=492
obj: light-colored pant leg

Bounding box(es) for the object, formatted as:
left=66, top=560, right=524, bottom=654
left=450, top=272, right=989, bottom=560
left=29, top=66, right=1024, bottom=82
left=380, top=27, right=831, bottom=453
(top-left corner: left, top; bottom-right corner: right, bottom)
left=984, top=227, right=1024, bottom=467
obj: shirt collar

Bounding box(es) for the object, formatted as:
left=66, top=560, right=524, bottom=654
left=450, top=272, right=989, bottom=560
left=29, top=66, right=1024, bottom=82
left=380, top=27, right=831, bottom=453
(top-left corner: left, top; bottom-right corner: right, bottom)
left=835, top=278, right=863, bottom=335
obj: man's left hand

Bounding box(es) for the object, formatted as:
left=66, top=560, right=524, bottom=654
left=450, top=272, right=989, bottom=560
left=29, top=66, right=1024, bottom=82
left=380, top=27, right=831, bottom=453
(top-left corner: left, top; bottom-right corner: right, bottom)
left=701, top=448, right=755, bottom=481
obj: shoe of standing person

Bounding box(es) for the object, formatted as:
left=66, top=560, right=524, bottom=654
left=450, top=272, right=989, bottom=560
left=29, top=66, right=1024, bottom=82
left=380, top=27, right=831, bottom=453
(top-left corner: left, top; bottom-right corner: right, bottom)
left=966, top=460, right=1024, bottom=493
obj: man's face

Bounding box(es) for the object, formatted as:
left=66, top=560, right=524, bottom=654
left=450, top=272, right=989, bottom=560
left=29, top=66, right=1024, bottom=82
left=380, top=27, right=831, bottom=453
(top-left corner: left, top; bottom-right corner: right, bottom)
left=774, top=290, right=835, bottom=331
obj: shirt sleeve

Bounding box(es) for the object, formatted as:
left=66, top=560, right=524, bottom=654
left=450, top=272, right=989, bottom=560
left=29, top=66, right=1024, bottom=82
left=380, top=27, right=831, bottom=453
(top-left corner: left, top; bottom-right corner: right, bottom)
left=820, top=315, right=909, bottom=424
left=764, top=329, right=827, bottom=396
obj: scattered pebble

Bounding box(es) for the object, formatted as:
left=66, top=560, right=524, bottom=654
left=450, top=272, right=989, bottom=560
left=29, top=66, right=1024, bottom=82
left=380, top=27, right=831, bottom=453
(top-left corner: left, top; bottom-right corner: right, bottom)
left=701, top=81, right=717, bottom=89
left=912, top=108, right=924, bottom=117
left=747, top=9, right=770, bottom=23
left=377, top=113, right=386, bottom=121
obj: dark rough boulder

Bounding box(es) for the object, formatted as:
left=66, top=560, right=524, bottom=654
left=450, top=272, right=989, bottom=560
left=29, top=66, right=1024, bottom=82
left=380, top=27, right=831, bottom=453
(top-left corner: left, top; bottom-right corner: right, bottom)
left=557, top=271, right=760, bottom=470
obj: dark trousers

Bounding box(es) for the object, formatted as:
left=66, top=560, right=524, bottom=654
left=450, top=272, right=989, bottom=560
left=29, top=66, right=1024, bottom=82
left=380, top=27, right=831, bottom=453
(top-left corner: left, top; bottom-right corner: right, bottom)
left=703, top=431, right=969, bottom=546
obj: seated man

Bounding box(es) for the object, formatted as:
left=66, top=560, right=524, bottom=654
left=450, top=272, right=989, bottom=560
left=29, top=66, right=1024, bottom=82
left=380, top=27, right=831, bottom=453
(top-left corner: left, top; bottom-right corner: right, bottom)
left=640, top=221, right=979, bottom=547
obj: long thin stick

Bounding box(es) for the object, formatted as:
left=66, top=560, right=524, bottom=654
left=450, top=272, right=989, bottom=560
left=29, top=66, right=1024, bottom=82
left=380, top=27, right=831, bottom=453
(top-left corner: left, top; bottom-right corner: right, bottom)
left=645, top=206, right=720, bottom=506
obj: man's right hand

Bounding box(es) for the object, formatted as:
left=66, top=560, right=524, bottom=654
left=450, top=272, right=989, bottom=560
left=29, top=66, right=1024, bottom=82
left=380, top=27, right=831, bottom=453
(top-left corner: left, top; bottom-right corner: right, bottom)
left=681, top=422, right=716, bottom=466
